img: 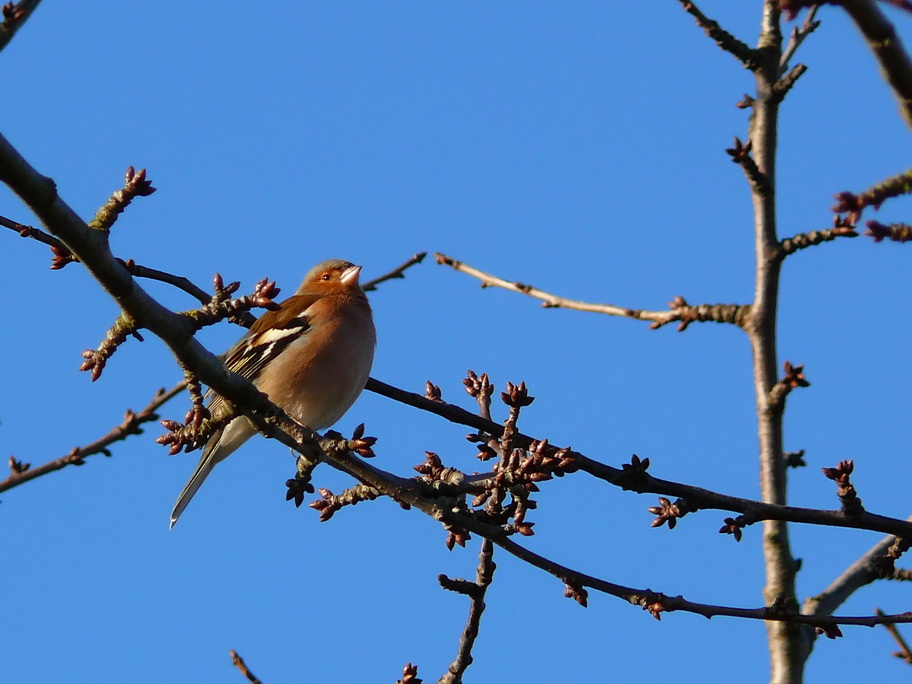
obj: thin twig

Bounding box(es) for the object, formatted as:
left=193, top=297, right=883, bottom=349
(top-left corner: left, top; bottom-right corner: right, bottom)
left=675, top=0, right=761, bottom=70
left=1, top=214, right=213, bottom=304
left=230, top=650, right=264, bottom=684
left=362, top=251, right=427, bottom=291
left=438, top=539, right=495, bottom=684
left=876, top=608, right=912, bottom=664
left=434, top=253, right=750, bottom=330
left=779, top=221, right=858, bottom=256
left=779, top=5, right=820, bottom=76
left=0, top=381, right=186, bottom=494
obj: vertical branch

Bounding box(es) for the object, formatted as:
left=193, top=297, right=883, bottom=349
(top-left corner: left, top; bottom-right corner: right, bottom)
left=749, top=3, right=807, bottom=682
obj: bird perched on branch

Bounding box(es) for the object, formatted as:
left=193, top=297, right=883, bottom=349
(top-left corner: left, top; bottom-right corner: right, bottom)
left=170, top=259, right=376, bottom=528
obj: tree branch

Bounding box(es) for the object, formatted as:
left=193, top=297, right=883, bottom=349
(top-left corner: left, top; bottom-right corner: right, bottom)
left=366, top=378, right=912, bottom=540
left=876, top=608, right=912, bottom=665
left=1, top=214, right=215, bottom=305
left=0, top=382, right=185, bottom=494
left=433, top=252, right=750, bottom=330
left=362, top=251, right=426, bottom=291
left=438, top=539, right=495, bottom=684
left=778, top=5, right=820, bottom=76
left=674, top=0, right=762, bottom=70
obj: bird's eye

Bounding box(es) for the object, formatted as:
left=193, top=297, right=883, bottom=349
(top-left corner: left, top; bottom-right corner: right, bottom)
left=321, top=273, right=332, bottom=281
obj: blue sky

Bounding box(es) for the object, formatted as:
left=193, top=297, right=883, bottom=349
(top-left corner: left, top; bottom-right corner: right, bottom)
left=1, top=2, right=911, bottom=682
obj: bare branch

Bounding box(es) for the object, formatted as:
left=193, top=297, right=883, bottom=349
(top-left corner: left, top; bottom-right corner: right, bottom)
left=772, top=62, right=808, bottom=102
left=805, top=533, right=899, bottom=619
left=365, top=377, right=912, bottom=540
left=779, top=5, right=820, bottom=75
left=1, top=214, right=216, bottom=304
left=309, top=432, right=912, bottom=631
left=876, top=609, right=912, bottom=665
left=674, top=0, right=761, bottom=70
left=88, top=166, right=155, bottom=232
left=438, top=539, right=495, bottom=684
left=434, top=252, right=750, bottom=330
left=779, top=217, right=858, bottom=256
left=0, top=382, right=185, bottom=494
left=362, top=251, right=426, bottom=291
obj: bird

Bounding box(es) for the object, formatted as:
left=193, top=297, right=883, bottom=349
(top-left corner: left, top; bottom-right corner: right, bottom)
left=170, top=259, right=376, bottom=528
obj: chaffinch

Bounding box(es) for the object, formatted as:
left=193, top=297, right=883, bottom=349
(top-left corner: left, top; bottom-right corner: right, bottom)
left=170, top=259, right=376, bottom=528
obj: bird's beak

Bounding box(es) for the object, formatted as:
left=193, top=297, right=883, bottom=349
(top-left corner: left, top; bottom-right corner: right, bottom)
left=340, top=264, right=362, bottom=285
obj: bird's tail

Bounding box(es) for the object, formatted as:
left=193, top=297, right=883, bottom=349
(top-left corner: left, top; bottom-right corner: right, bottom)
left=169, top=419, right=255, bottom=528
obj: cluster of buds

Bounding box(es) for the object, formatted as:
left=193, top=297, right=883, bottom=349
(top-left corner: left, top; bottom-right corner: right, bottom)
left=156, top=409, right=233, bottom=455
left=88, top=166, right=156, bottom=232
left=346, top=423, right=377, bottom=459
left=79, top=313, right=144, bottom=382
left=285, top=447, right=319, bottom=508
left=424, top=380, right=442, bottom=402
left=725, top=136, right=767, bottom=191
left=445, top=524, right=472, bottom=551
left=719, top=516, right=747, bottom=542
left=49, top=243, right=77, bottom=270
left=310, top=484, right=380, bottom=522
left=643, top=598, right=667, bottom=621
left=8, top=455, right=30, bottom=474
left=563, top=579, right=589, bottom=608
left=464, top=370, right=494, bottom=418
left=648, top=496, right=697, bottom=530
left=617, top=454, right=651, bottom=491
left=768, top=360, right=810, bottom=408
left=414, top=451, right=465, bottom=488
left=1, top=3, right=25, bottom=25
left=821, top=459, right=864, bottom=515
left=186, top=275, right=282, bottom=332
left=397, top=662, right=422, bottom=684
left=181, top=373, right=211, bottom=430
left=501, top=380, right=534, bottom=409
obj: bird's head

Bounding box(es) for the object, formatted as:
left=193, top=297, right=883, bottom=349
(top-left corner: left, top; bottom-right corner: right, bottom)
left=297, top=259, right=364, bottom=296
